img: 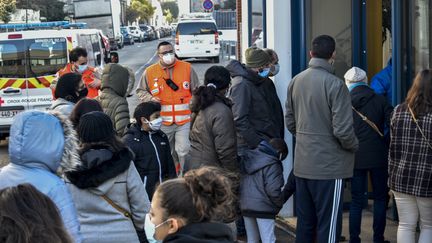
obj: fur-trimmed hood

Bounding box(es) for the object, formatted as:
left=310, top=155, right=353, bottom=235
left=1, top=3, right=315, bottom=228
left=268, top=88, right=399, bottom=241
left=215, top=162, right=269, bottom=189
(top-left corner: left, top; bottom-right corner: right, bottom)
left=8, top=110, right=80, bottom=173
left=65, top=147, right=133, bottom=194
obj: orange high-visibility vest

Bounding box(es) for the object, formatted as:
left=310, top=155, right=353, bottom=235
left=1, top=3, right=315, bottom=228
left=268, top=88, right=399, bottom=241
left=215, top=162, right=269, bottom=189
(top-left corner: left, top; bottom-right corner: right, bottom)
left=146, top=61, right=192, bottom=126
left=56, top=63, right=99, bottom=98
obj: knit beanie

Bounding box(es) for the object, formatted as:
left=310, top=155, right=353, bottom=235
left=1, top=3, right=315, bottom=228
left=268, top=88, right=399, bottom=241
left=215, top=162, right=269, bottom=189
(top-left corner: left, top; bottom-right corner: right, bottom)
left=245, top=47, right=271, bottom=68
left=78, top=111, right=115, bottom=143
left=344, top=67, right=368, bottom=84
left=55, top=72, right=82, bottom=101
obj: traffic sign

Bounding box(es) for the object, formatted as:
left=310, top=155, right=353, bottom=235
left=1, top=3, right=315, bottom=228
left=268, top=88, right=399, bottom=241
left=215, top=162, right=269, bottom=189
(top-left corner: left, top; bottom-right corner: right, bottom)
left=203, top=0, right=213, bottom=10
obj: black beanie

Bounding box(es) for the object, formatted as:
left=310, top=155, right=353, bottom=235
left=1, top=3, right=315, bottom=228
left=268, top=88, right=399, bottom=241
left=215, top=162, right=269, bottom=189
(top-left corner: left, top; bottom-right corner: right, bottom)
left=78, top=111, right=115, bottom=143
left=55, top=73, right=82, bottom=102
left=134, top=102, right=161, bottom=126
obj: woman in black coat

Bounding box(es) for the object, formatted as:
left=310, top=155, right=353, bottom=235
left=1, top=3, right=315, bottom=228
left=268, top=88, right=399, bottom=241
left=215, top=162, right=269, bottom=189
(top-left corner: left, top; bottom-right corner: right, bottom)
left=344, top=67, right=393, bottom=243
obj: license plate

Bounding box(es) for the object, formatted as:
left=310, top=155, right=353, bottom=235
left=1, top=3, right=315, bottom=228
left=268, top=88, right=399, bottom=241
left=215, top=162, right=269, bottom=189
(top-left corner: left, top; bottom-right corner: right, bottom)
left=0, top=110, right=22, bottom=118
left=189, top=40, right=203, bottom=44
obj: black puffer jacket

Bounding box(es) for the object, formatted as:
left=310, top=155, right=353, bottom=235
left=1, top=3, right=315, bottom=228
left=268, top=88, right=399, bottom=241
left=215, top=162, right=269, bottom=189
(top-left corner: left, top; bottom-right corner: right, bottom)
left=163, top=222, right=234, bottom=243
left=123, top=123, right=176, bottom=200
left=226, top=60, right=279, bottom=149
left=350, top=85, right=393, bottom=169
left=240, top=142, right=284, bottom=219
left=262, top=78, right=284, bottom=139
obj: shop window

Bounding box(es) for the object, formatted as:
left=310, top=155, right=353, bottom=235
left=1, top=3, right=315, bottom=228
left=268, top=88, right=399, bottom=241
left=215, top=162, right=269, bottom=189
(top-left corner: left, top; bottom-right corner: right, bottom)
left=249, top=0, right=266, bottom=48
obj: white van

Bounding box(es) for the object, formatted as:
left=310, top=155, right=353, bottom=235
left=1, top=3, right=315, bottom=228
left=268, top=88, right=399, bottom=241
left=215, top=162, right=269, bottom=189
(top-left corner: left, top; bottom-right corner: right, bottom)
left=0, top=28, right=109, bottom=139
left=174, top=18, right=221, bottom=63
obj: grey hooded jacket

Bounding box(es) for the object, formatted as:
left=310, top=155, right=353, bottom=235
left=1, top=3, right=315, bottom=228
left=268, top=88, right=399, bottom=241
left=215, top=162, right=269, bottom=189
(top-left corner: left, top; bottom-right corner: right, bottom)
left=239, top=142, right=285, bottom=218
left=64, top=147, right=150, bottom=243
left=99, top=63, right=130, bottom=136
left=285, top=58, right=359, bottom=180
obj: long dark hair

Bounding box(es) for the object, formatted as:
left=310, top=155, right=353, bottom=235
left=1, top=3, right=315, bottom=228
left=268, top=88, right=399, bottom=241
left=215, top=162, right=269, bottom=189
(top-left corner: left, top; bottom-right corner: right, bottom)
left=54, top=73, right=82, bottom=102
left=405, top=69, right=432, bottom=117
left=0, top=184, right=72, bottom=243
left=193, top=66, right=231, bottom=111
left=155, top=166, right=237, bottom=224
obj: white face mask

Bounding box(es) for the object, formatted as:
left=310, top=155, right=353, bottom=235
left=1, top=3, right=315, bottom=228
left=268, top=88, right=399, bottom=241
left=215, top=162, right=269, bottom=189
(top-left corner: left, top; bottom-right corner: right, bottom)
left=146, top=117, right=163, bottom=131
left=149, top=219, right=171, bottom=241
left=270, top=63, right=280, bottom=76
left=162, top=53, right=175, bottom=65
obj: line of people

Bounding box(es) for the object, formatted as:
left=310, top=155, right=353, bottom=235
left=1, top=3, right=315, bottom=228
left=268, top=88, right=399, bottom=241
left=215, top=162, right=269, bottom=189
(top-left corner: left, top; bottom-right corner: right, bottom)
left=0, top=34, right=431, bottom=243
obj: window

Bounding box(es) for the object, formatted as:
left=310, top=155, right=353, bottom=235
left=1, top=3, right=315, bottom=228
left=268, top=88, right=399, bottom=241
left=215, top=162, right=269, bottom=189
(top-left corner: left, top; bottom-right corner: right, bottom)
left=412, top=0, right=432, bottom=73
left=0, top=38, right=67, bottom=78
left=177, top=22, right=217, bottom=35
left=249, top=0, right=265, bottom=48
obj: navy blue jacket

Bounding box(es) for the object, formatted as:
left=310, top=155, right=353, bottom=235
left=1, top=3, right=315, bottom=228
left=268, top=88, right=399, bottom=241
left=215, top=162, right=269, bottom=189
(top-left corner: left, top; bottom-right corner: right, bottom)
left=239, top=142, right=284, bottom=219
left=123, top=123, right=176, bottom=200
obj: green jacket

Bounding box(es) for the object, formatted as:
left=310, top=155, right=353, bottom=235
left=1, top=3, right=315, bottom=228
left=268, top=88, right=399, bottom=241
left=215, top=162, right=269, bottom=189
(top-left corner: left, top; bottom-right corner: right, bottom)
left=99, top=63, right=130, bottom=136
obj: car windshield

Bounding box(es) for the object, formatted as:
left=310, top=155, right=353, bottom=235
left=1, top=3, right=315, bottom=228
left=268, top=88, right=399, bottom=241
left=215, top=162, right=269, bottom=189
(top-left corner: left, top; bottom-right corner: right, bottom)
left=0, top=38, right=67, bottom=78
left=121, top=28, right=127, bottom=33
left=177, top=22, right=217, bottom=35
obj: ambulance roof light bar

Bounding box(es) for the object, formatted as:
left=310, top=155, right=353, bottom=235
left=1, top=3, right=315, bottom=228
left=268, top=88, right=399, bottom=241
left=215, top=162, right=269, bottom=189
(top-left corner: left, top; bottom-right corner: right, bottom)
left=0, top=21, right=87, bottom=31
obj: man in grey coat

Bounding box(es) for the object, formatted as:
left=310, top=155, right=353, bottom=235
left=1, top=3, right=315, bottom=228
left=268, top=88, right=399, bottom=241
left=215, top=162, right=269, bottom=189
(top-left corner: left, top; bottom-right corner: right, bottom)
left=285, top=35, right=358, bottom=243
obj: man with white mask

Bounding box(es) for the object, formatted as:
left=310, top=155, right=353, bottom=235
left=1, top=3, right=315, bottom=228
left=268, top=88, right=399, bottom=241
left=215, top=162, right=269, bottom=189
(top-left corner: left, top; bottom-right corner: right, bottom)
left=136, top=41, right=199, bottom=176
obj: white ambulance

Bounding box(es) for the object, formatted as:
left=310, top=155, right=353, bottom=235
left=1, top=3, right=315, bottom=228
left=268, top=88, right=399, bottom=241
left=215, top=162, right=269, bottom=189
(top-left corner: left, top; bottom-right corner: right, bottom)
left=0, top=25, right=110, bottom=139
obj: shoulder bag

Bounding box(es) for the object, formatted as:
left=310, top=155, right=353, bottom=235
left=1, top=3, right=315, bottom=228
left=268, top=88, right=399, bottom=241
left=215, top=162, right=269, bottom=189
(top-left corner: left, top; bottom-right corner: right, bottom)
left=101, top=195, right=149, bottom=243
left=352, top=106, right=384, bottom=138
left=408, top=106, right=432, bottom=150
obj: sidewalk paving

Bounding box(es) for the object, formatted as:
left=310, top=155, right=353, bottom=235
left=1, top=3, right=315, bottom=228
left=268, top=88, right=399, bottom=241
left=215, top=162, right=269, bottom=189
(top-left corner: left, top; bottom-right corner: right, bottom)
left=277, top=201, right=399, bottom=243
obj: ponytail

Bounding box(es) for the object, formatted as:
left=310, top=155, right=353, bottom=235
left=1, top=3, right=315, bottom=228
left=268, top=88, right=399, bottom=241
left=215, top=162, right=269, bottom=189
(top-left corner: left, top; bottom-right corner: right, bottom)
left=193, top=84, right=218, bottom=111
left=155, top=166, right=237, bottom=223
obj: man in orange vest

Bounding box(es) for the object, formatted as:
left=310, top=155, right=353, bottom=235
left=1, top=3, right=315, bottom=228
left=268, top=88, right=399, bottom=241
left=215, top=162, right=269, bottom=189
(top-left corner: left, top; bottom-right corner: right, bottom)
left=136, top=41, right=199, bottom=176
left=52, top=47, right=101, bottom=98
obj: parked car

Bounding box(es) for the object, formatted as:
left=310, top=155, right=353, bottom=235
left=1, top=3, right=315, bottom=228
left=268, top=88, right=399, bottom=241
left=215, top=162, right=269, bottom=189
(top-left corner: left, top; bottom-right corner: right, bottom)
left=150, top=26, right=159, bottom=39
left=127, top=26, right=144, bottom=42
left=139, top=24, right=156, bottom=41
left=121, top=27, right=134, bottom=45
left=175, top=18, right=221, bottom=63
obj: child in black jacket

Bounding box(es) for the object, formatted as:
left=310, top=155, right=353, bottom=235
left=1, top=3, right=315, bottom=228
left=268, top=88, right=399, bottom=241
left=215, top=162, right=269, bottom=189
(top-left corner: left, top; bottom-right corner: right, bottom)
left=123, top=102, right=176, bottom=201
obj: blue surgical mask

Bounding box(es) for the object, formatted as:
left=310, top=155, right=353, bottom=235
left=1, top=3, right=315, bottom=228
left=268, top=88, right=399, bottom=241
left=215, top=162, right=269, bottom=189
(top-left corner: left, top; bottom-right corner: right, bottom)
left=270, top=64, right=280, bottom=76
left=146, top=117, right=163, bottom=131
left=258, top=67, right=271, bottom=78
left=77, top=64, right=88, bottom=73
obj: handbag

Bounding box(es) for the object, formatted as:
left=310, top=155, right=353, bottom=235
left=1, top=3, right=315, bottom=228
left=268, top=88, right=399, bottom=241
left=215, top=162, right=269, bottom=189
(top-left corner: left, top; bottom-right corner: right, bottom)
left=352, top=106, right=384, bottom=137
left=408, top=106, right=432, bottom=150
left=101, top=195, right=149, bottom=243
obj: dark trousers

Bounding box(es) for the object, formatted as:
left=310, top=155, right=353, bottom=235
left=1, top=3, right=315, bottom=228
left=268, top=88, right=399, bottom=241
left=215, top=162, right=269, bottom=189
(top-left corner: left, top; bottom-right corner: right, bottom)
left=349, top=168, right=388, bottom=243
left=295, top=177, right=344, bottom=243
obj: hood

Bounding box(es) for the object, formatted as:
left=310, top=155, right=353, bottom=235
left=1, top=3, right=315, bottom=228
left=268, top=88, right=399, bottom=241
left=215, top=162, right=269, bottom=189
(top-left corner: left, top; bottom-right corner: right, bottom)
left=242, top=142, right=279, bottom=174
left=101, top=63, right=129, bottom=97
left=9, top=110, right=80, bottom=173
left=164, top=222, right=234, bottom=243
left=65, top=147, right=132, bottom=193
left=225, top=60, right=264, bottom=85
left=51, top=98, right=74, bottom=109
left=350, top=85, right=376, bottom=109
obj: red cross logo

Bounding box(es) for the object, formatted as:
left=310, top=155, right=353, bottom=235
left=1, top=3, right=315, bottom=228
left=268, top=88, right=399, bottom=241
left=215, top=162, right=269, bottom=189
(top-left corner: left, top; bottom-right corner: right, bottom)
left=0, top=97, right=4, bottom=107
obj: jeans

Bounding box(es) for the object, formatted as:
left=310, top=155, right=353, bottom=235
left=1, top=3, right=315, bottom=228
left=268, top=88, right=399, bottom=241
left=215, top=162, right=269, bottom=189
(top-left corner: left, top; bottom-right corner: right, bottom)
left=243, top=217, right=276, bottom=243
left=349, top=168, right=388, bottom=243
left=161, top=122, right=190, bottom=176
left=393, top=191, right=432, bottom=243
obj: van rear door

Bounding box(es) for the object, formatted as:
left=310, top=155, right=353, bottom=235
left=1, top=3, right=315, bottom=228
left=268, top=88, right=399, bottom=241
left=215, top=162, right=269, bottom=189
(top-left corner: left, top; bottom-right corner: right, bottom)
left=176, top=22, right=218, bottom=57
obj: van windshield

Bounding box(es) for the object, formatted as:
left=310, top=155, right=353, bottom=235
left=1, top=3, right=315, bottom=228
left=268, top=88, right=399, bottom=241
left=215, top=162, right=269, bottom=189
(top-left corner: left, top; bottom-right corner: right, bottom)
left=177, top=22, right=217, bottom=35
left=0, top=38, right=67, bottom=78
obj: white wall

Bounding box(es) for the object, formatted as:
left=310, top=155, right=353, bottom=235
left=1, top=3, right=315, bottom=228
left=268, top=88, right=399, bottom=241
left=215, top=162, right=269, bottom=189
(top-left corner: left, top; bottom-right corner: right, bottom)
left=240, top=0, right=294, bottom=217
left=177, top=0, right=191, bottom=17
left=266, top=0, right=293, bottom=217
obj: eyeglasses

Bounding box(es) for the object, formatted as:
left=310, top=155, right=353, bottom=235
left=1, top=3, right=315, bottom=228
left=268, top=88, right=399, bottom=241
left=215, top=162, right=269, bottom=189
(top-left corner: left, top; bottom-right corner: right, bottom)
left=159, top=50, right=174, bottom=55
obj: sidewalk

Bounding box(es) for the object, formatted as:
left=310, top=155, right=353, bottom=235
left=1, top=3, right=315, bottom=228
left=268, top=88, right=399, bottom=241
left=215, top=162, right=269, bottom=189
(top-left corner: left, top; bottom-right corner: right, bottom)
left=277, top=200, right=399, bottom=243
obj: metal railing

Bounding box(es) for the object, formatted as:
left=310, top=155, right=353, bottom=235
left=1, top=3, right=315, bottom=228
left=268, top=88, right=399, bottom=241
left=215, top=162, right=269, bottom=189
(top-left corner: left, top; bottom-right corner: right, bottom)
left=212, top=10, right=237, bottom=30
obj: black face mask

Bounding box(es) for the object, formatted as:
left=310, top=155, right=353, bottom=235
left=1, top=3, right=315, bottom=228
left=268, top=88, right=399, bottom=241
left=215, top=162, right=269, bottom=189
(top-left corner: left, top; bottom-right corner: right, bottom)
left=78, top=87, right=88, bottom=98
